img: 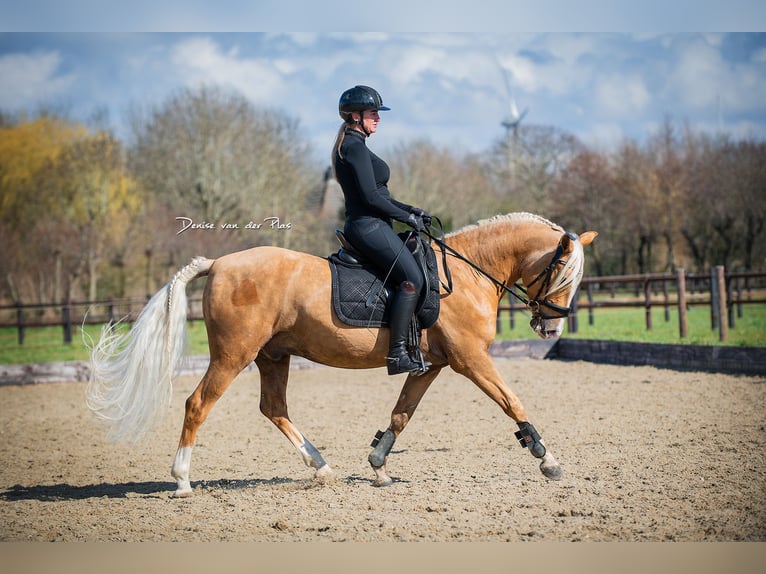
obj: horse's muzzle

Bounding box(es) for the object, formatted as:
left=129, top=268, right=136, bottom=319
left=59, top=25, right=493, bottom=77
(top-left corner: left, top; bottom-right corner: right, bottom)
left=530, top=316, right=562, bottom=340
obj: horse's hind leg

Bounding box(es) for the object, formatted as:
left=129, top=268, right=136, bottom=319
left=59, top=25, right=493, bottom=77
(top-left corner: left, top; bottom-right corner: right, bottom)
left=256, top=354, right=334, bottom=480
left=369, top=367, right=442, bottom=487
left=171, top=360, right=244, bottom=497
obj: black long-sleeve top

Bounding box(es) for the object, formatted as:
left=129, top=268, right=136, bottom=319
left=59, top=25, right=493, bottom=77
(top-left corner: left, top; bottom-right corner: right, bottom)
left=334, top=129, right=413, bottom=225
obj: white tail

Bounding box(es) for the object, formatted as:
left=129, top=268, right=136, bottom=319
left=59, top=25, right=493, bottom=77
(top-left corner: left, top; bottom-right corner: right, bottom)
left=85, top=256, right=214, bottom=443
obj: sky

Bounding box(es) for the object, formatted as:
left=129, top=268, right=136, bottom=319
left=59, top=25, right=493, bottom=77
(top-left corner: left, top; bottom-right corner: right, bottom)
left=1, top=1, right=765, bottom=162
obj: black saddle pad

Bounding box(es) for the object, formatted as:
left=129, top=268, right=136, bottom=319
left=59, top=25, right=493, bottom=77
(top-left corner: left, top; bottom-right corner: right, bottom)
left=328, top=233, right=440, bottom=329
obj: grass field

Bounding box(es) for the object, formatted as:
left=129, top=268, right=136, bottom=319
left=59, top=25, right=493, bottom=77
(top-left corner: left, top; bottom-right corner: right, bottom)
left=1, top=304, right=764, bottom=365
left=496, top=303, right=766, bottom=347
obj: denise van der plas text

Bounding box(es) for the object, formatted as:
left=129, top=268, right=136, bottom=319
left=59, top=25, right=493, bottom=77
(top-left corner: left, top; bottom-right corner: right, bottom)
left=176, top=216, right=292, bottom=235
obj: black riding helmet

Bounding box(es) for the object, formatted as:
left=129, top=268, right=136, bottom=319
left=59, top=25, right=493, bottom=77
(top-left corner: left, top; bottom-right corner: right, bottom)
left=338, top=85, right=390, bottom=120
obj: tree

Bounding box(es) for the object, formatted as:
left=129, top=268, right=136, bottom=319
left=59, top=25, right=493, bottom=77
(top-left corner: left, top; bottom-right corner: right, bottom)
left=612, top=140, right=663, bottom=273
left=0, top=115, right=85, bottom=303
left=487, top=124, right=584, bottom=216
left=0, top=115, right=85, bottom=232
left=647, top=118, right=687, bottom=272
left=387, top=140, right=499, bottom=231
left=57, top=130, right=142, bottom=299
left=0, top=114, right=143, bottom=302
left=549, top=149, right=619, bottom=276
left=733, top=139, right=766, bottom=270
left=129, top=84, right=318, bottom=256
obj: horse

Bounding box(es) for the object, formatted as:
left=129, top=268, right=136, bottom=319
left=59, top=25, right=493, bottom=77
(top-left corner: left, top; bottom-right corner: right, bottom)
left=86, top=212, right=597, bottom=497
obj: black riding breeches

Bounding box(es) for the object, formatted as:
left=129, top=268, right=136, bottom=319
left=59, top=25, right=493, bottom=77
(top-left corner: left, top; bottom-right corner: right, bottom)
left=344, top=216, right=424, bottom=294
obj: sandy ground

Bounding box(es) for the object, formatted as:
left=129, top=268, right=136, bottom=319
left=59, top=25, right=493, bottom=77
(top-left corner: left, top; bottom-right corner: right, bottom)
left=0, top=357, right=764, bottom=543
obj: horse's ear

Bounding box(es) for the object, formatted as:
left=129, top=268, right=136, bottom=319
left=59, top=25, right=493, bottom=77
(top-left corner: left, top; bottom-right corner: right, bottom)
left=560, top=231, right=576, bottom=253
left=578, top=231, right=598, bottom=247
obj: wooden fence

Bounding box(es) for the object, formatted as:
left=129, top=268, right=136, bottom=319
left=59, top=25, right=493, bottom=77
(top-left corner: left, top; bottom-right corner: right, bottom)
left=498, top=268, right=766, bottom=342
left=1, top=268, right=765, bottom=346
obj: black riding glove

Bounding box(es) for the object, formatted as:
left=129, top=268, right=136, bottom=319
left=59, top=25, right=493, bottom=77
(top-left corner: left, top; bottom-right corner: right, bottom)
left=405, top=213, right=426, bottom=232
left=411, top=208, right=431, bottom=227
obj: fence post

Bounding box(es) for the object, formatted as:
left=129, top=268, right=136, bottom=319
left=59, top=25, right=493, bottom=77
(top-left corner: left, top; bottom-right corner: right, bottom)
left=587, top=283, right=595, bottom=326
left=710, top=267, right=719, bottom=331
left=735, top=275, right=743, bottom=319
left=716, top=266, right=728, bottom=342
left=676, top=268, right=687, bottom=338
left=568, top=287, right=579, bottom=333
left=644, top=277, right=652, bottom=330
left=16, top=303, right=25, bottom=345
left=62, top=301, right=73, bottom=345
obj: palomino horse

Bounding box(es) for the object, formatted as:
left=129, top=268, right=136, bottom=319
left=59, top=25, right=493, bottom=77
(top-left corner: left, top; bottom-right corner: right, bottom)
left=86, top=212, right=597, bottom=497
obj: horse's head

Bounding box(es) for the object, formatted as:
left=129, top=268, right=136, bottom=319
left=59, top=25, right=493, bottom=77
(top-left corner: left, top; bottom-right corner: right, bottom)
left=523, top=229, right=598, bottom=339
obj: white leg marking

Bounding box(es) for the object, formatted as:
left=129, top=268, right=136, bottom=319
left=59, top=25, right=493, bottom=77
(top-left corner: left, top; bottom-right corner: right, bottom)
left=171, top=446, right=193, bottom=497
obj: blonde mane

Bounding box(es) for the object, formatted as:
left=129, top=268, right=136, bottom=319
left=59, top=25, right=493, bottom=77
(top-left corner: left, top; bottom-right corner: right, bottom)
left=447, top=212, right=565, bottom=237
left=447, top=212, right=583, bottom=298
left=547, top=240, right=584, bottom=299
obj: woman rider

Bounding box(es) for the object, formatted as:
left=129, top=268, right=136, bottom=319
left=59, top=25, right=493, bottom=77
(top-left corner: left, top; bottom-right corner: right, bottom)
left=331, top=85, right=431, bottom=376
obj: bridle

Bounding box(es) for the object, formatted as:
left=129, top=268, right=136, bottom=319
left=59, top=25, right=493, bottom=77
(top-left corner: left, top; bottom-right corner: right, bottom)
left=521, top=234, right=578, bottom=320
left=422, top=222, right=578, bottom=321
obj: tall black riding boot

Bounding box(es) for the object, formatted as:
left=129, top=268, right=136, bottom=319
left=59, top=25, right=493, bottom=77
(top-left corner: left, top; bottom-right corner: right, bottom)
left=386, top=281, right=429, bottom=375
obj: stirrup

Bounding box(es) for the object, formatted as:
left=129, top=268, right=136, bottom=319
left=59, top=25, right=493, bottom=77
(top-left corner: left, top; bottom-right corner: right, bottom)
left=386, top=352, right=430, bottom=376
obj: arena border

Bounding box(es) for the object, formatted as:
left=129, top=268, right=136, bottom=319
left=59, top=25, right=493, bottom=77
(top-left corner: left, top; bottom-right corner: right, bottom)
left=543, top=339, right=766, bottom=377
left=1, top=339, right=764, bottom=386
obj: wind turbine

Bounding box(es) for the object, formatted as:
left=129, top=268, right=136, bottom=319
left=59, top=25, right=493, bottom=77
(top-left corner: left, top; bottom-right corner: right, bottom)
left=500, top=66, right=529, bottom=140
left=499, top=66, right=528, bottom=185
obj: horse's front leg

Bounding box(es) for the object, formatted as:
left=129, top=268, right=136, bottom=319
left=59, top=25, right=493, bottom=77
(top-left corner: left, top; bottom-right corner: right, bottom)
left=452, top=352, right=562, bottom=480
left=368, top=367, right=442, bottom=486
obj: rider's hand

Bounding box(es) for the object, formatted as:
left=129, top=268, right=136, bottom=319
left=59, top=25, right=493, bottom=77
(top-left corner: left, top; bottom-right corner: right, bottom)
left=411, top=208, right=431, bottom=227
left=406, top=213, right=426, bottom=232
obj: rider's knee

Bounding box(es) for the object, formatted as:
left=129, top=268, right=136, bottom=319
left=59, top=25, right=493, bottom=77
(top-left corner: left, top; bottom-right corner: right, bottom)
left=399, top=280, right=421, bottom=295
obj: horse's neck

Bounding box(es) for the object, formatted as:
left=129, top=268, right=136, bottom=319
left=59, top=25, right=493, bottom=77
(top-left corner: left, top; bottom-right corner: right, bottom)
left=448, top=220, right=555, bottom=288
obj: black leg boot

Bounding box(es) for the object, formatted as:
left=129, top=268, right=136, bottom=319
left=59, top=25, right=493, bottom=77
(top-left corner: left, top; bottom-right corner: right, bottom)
left=386, top=282, right=428, bottom=375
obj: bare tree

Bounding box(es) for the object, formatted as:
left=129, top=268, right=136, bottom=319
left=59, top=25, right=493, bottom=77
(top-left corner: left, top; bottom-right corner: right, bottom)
left=487, top=124, right=584, bottom=215
left=726, top=139, right=766, bottom=270
left=643, top=118, right=688, bottom=272
left=550, top=149, right=619, bottom=276
left=387, top=140, right=499, bottom=230
left=129, top=84, right=317, bottom=249
left=611, top=140, right=665, bottom=273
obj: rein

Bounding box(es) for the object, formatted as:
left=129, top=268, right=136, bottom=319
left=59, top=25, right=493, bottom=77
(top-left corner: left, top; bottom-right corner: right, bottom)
left=422, top=218, right=575, bottom=319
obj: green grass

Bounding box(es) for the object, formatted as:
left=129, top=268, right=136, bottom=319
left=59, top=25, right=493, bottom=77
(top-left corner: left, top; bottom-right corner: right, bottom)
left=0, top=321, right=211, bottom=365
left=2, top=304, right=764, bottom=365
left=496, top=303, right=766, bottom=347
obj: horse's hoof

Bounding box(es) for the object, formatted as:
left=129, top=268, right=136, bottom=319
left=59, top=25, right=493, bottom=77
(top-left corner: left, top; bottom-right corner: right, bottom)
left=172, top=479, right=193, bottom=497
left=540, top=461, right=563, bottom=480
left=371, top=465, right=393, bottom=487
left=173, top=488, right=193, bottom=498
left=314, top=464, right=336, bottom=482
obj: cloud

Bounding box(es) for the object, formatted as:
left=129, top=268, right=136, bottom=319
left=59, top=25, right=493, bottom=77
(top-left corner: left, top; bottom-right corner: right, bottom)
left=669, top=35, right=766, bottom=116
left=170, top=36, right=287, bottom=103
left=0, top=51, right=75, bottom=109
left=0, top=32, right=763, bottom=158
left=595, top=73, right=651, bottom=117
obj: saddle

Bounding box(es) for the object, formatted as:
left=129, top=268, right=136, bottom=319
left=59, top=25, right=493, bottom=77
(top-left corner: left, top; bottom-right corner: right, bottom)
left=328, top=229, right=441, bottom=329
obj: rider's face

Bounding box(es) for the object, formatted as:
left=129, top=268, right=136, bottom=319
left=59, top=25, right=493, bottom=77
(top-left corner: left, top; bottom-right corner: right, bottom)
left=356, top=109, right=380, bottom=134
